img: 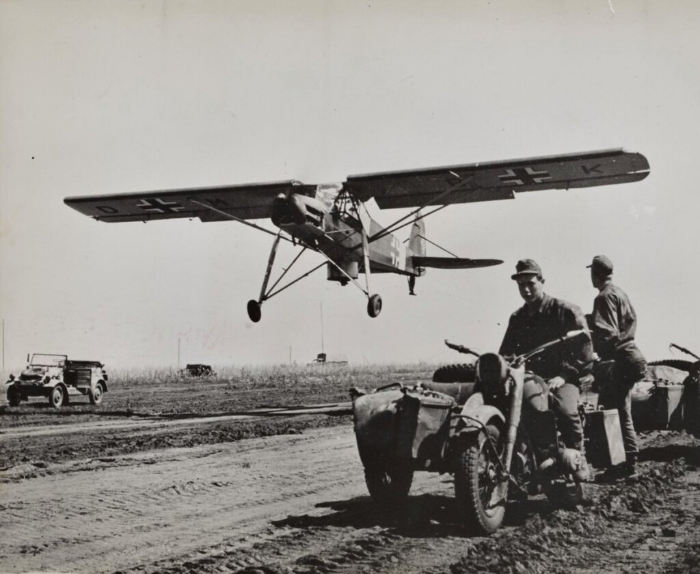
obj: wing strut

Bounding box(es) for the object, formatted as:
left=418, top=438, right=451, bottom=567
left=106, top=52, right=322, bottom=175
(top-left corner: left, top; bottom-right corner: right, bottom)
left=366, top=172, right=477, bottom=244
left=190, top=199, right=295, bottom=243
left=247, top=239, right=326, bottom=322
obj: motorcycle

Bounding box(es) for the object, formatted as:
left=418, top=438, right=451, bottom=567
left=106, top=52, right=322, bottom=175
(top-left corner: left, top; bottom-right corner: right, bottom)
left=452, top=329, right=590, bottom=535
left=351, top=330, right=592, bottom=536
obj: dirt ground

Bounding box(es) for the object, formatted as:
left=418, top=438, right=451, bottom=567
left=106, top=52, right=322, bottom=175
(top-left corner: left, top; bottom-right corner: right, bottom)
left=2, top=367, right=700, bottom=574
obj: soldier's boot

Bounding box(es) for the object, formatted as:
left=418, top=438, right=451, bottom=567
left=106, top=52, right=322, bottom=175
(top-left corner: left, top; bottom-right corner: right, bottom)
left=570, top=442, right=590, bottom=483
left=619, top=452, right=640, bottom=481
left=597, top=453, right=639, bottom=483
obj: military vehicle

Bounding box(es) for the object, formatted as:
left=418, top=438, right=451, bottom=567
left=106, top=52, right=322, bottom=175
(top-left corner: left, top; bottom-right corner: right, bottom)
left=181, top=364, right=215, bottom=377
left=5, top=353, right=108, bottom=409
left=352, top=331, right=596, bottom=535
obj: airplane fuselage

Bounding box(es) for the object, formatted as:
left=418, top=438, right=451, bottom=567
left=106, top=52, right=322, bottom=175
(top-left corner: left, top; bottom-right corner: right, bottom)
left=270, top=191, right=412, bottom=279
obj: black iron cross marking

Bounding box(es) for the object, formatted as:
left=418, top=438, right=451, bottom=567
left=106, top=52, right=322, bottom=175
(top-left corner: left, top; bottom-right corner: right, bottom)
left=498, top=167, right=552, bottom=186
left=135, top=198, right=185, bottom=214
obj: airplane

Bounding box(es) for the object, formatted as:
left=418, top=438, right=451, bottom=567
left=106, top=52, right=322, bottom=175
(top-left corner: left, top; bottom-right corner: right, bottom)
left=64, top=148, right=649, bottom=322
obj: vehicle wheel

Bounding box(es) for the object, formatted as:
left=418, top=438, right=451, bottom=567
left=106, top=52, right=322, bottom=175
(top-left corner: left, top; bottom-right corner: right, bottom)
left=543, top=475, right=587, bottom=509
left=367, top=294, right=382, bottom=318
left=90, top=382, right=104, bottom=405
left=49, top=385, right=65, bottom=410
left=454, top=424, right=508, bottom=535
left=432, top=363, right=476, bottom=383
left=7, top=385, right=21, bottom=407
left=247, top=300, right=262, bottom=323
left=364, top=459, right=413, bottom=506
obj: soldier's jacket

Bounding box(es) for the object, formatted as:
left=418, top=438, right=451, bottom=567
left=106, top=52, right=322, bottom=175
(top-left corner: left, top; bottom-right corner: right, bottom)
left=590, top=280, right=639, bottom=361
left=500, top=293, right=594, bottom=382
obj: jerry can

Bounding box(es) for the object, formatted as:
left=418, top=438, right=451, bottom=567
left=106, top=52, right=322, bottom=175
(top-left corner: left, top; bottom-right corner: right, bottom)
left=585, top=408, right=627, bottom=468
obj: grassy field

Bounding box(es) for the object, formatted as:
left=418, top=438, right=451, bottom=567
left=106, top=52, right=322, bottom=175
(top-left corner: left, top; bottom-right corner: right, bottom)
left=0, top=363, right=438, bottom=468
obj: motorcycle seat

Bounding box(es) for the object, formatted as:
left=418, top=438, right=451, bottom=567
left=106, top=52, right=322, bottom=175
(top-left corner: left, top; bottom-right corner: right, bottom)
left=421, top=382, right=476, bottom=405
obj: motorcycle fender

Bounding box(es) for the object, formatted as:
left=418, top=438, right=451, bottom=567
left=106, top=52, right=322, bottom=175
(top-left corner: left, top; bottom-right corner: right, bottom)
left=453, top=392, right=505, bottom=436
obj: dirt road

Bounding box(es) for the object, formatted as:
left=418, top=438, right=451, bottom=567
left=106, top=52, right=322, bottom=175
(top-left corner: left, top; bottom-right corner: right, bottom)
left=0, top=425, right=452, bottom=573
left=3, top=423, right=700, bottom=574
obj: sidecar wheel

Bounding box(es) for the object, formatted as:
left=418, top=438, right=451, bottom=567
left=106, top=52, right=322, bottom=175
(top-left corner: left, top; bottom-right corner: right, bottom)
left=364, top=459, right=413, bottom=506
left=544, top=476, right=587, bottom=509
left=455, top=424, right=508, bottom=536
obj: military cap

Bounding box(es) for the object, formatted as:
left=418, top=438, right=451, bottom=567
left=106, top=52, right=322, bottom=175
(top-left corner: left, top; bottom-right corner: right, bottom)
left=586, top=255, right=614, bottom=276
left=511, top=259, right=543, bottom=280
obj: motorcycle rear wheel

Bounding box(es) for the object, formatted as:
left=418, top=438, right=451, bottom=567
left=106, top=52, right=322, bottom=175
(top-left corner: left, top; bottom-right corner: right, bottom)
left=455, top=424, right=508, bottom=535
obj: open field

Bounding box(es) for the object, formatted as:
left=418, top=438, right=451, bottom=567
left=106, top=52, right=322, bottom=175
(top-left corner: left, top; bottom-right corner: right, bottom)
left=0, top=364, right=429, bottom=468
left=2, top=365, right=700, bottom=574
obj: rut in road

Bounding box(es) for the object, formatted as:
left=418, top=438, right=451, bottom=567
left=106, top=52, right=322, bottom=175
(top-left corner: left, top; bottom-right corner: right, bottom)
left=3, top=424, right=700, bottom=574
left=0, top=426, right=375, bottom=573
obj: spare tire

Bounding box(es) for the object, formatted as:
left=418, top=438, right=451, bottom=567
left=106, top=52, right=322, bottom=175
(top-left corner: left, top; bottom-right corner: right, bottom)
left=432, top=363, right=476, bottom=383
left=648, top=359, right=696, bottom=372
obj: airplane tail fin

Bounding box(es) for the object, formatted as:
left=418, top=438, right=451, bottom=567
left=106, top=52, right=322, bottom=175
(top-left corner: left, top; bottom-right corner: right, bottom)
left=407, top=218, right=426, bottom=258
left=406, top=219, right=426, bottom=295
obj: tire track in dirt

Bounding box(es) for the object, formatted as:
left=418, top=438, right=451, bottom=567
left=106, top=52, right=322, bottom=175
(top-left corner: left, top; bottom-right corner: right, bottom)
left=1, top=425, right=417, bottom=573
left=3, top=423, right=699, bottom=574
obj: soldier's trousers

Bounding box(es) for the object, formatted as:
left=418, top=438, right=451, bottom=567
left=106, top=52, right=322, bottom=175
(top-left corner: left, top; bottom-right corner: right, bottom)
left=599, top=345, right=647, bottom=457
left=522, top=374, right=584, bottom=451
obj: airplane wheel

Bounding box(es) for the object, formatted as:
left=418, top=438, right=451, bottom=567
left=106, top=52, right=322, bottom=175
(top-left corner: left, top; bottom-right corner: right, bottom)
left=367, top=294, right=382, bottom=318
left=247, top=300, right=262, bottom=323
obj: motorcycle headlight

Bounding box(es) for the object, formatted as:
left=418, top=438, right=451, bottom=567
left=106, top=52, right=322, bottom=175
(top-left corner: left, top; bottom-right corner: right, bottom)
left=476, top=353, right=509, bottom=393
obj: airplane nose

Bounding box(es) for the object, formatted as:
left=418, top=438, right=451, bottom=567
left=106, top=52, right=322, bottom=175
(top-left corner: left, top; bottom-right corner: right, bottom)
left=271, top=193, right=306, bottom=227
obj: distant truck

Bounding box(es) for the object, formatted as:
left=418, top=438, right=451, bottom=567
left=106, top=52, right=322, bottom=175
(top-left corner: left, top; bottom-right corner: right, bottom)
left=5, top=353, right=108, bottom=409
left=310, top=352, right=348, bottom=366
left=181, top=364, right=215, bottom=377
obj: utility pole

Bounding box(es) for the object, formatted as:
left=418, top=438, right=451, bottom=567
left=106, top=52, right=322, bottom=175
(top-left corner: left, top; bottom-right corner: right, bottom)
left=2, top=319, right=4, bottom=372
left=177, top=338, right=181, bottom=370
left=320, top=303, right=325, bottom=355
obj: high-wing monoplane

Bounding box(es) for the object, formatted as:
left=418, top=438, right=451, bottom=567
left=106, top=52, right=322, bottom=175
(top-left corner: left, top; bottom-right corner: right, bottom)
left=65, top=148, right=649, bottom=321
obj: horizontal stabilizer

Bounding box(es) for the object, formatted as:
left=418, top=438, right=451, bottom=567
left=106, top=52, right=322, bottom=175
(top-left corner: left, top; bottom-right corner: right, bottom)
left=411, top=256, right=503, bottom=269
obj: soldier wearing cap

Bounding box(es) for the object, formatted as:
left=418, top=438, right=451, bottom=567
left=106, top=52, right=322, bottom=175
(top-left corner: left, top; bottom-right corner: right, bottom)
left=500, top=259, right=594, bottom=474
left=588, top=255, right=646, bottom=479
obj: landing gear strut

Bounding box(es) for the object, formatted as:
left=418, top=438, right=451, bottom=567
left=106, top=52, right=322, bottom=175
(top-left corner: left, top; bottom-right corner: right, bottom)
left=360, top=214, right=382, bottom=319
left=246, top=234, right=326, bottom=323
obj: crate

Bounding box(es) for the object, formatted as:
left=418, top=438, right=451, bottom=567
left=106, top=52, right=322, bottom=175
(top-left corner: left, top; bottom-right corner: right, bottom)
left=585, top=409, right=627, bottom=468
left=396, top=389, right=455, bottom=469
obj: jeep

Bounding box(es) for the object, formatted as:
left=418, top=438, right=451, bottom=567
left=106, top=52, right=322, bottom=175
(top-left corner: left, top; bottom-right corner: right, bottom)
left=6, top=353, right=108, bottom=409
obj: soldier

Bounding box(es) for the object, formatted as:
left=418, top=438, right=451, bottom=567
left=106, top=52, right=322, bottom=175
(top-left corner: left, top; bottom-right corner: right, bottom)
left=587, top=255, right=646, bottom=480
left=500, top=259, right=593, bottom=479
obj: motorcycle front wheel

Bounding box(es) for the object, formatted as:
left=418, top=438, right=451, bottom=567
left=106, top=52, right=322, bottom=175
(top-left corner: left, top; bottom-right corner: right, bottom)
left=454, top=424, right=509, bottom=535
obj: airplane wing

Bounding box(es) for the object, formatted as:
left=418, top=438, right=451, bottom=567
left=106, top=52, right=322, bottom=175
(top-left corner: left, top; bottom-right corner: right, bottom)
left=345, top=149, right=650, bottom=210
left=64, top=181, right=308, bottom=223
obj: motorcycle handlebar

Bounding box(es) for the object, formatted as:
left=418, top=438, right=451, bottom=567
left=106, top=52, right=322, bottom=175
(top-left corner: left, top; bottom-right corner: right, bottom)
left=670, top=343, right=700, bottom=361
left=444, top=329, right=587, bottom=367
left=444, top=339, right=480, bottom=357
left=511, top=329, right=588, bottom=368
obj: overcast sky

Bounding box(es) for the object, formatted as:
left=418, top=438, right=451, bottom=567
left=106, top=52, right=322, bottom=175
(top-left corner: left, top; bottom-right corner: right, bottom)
left=1, top=0, right=699, bottom=370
